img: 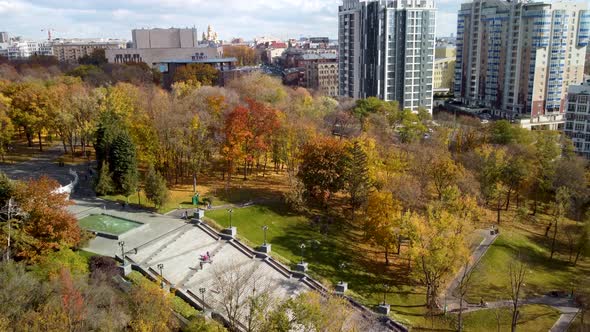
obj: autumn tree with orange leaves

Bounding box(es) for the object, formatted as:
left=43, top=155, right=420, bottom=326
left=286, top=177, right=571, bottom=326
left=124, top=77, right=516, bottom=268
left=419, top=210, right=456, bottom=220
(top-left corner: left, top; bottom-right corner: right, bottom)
left=297, top=137, right=349, bottom=206
left=222, top=99, right=281, bottom=182
left=4, top=176, right=81, bottom=261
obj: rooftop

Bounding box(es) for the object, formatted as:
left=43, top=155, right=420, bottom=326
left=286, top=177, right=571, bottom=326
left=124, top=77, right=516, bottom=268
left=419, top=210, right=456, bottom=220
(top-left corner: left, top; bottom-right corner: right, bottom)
left=160, top=57, right=238, bottom=64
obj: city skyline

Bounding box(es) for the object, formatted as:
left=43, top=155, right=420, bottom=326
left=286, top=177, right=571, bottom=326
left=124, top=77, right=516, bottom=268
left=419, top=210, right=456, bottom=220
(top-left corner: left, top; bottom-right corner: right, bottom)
left=2, top=0, right=469, bottom=41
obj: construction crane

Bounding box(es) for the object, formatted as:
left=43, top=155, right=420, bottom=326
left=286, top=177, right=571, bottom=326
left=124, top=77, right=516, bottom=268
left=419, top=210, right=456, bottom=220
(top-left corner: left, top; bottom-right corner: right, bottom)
left=41, top=28, right=55, bottom=41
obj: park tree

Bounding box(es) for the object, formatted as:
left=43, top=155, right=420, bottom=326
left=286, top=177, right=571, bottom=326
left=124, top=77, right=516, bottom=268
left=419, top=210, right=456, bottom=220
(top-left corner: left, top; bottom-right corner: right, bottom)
left=501, top=152, right=532, bottom=210
left=226, top=73, right=287, bottom=105
left=508, top=260, right=527, bottom=332
left=0, top=172, right=14, bottom=207
left=574, top=219, right=590, bottom=266
left=144, top=165, right=169, bottom=209
left=553, top=156, right=589, bottom=220
left=108, top=130, right=138, bottom=196
left=223, top=45, right=259, bottom=66
left=173, top=63, right=219, bottom=86
left=211, top=260, right=267, bottom=331
left=58, top=268, right=87, bottom=331
left=456, top=262, right=474, bottom=332
left=427, top=153, right=462, bottom=200
left=128, top=274, right=177, bottom=332
left=345, top=141, right=373, bottom=216
left=489, top=120, right=516, bottom=145
left=364, top=191, right=402, bottom=265
left=397, top=109, right=428, bottom=143
left=407, top=209, right=469, bottom=308
left=2, top=81, right=51, bottom=150
left=12, top=176, right=81, bottom=260
left=550, top=186, right=571, bottom=259
left=297, top=137, right=349, bottom=206
left=222, top=99, right=281, bottom=181
left=529, top=131, right=561, bottom=215
left=0, top=92, right=14, bottom=162
left=286, top=291, right=356, bottom=332
left=78, top=49, right=107, bottom=66
left=94, top=162, right=115, bottom=196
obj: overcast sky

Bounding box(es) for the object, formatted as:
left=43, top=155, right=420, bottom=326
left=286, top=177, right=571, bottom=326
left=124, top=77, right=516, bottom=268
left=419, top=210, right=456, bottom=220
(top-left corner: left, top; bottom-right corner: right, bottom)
left=1, top=0, right=469, bottom=41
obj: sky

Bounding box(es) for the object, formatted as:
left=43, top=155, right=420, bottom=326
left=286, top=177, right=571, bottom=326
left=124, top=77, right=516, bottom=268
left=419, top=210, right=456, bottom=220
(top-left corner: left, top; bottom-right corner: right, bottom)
left=0, top=0, right=463, bottom=42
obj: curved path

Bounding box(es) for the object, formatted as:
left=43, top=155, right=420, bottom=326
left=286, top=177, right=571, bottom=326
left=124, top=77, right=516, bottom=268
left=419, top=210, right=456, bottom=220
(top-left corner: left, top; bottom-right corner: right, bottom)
left=440, top=228, right=579, bottom=332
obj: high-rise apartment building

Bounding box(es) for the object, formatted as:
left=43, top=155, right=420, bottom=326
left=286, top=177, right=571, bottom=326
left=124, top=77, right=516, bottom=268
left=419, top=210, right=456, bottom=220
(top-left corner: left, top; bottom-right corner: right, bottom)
left=564, top=77, right=590, bottom=158
left=339, top=0, right=436, bottom=112
left=455, top=0, right=589, bottom=129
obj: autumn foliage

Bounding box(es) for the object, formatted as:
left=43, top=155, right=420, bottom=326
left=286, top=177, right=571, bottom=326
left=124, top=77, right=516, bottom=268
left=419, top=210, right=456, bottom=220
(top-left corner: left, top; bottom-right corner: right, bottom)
left=10, top=176, right=81, bottom=261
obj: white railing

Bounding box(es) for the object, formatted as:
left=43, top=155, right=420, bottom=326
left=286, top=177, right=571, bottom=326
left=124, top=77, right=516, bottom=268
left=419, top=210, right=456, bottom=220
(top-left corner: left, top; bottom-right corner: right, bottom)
left=54, top=169, right=78, bottom=198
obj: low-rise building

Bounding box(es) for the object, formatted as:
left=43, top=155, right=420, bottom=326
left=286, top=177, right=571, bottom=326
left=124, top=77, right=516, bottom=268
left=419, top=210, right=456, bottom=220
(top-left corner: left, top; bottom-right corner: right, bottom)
left=302, top=53, right=338, bottom=97
left=2, top=40, right=53, bottom=60
left=564, top=77, right=590, bottom=158
left=52, top=39, right=127, bottom=63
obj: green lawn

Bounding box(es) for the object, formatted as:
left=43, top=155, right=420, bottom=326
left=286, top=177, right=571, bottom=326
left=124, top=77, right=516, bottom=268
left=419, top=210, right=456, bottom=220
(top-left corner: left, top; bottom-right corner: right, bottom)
left=464, top=229, right=589, bottom=303
left=205, top=202, right=324, bottom=266
left=407, top=304, right=560, bottom=331
left=204, top=202, right=444, bottom=327
left=102, top=189, right=201, bottom=213
left=202, top=202, right=576, bottom=330
left=461, top=304, right=560, bottom=332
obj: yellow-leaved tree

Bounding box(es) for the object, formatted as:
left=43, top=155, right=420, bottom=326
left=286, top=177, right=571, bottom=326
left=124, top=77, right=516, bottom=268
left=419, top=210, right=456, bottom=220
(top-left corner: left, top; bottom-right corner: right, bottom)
left=407, top=209, right=469, bottom=309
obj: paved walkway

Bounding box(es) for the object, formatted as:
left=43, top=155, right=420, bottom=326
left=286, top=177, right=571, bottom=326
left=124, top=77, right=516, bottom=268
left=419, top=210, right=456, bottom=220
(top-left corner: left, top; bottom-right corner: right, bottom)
left=439, top=228, right=579, bottom=332
left=440, top=228, right=498, bottom=311
left=0, top=144, right=76, bottom=185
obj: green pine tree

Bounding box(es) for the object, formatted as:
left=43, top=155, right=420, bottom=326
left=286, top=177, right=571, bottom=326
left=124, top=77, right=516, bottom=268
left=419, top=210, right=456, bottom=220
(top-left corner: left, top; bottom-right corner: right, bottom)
left=94, top=162, right=115, bottom=196
left=144, top=165, right=169, bottom=209
left=345, top=141, right=372, bottom=216
left=109, top=131, right=138, bottom=194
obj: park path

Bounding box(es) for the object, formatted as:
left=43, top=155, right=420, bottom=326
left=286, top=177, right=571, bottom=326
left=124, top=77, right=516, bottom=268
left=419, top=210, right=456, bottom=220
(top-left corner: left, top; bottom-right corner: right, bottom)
left=440, top=228, right=498, bottom=311
left=439, top=228, right=579, bottom=332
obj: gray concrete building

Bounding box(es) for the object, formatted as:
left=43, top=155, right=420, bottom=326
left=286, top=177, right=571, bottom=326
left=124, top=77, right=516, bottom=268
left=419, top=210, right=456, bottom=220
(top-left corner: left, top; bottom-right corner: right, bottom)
left=106, top=28, right=222, bottom=68
left=338, top=0, right=436, bottom=112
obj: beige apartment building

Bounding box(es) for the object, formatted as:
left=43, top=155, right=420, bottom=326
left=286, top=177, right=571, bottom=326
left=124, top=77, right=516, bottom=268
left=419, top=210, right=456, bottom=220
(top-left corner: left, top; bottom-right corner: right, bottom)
left=455, top=0, right=589, bottom=129
left=303, top=53, right=339, bottom=97
left=435, top=46, right=456, bottom=59
left=433, top=57, right=456, bottom=91
left=52, top=39, right=127, bottom=63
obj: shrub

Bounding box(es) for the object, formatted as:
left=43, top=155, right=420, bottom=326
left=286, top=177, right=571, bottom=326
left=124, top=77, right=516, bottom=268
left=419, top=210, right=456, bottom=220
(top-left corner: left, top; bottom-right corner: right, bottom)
left=89, top=256, right=119, bottom=279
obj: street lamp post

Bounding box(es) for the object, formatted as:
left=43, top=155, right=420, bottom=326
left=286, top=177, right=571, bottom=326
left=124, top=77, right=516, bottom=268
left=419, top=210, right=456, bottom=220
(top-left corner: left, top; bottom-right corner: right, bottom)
left=199, top=288, right=206, bottom=310
left=300, top=243, right=306, bottom=264
left=262, top=225, right=268, bottom=245
left=157, top=263, right=164, bottom=277
left=228, top=208, right=233, bottom=228
left=382, top=283, right=390, bottom=305
left=118, top=241, right=126, bottom=265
